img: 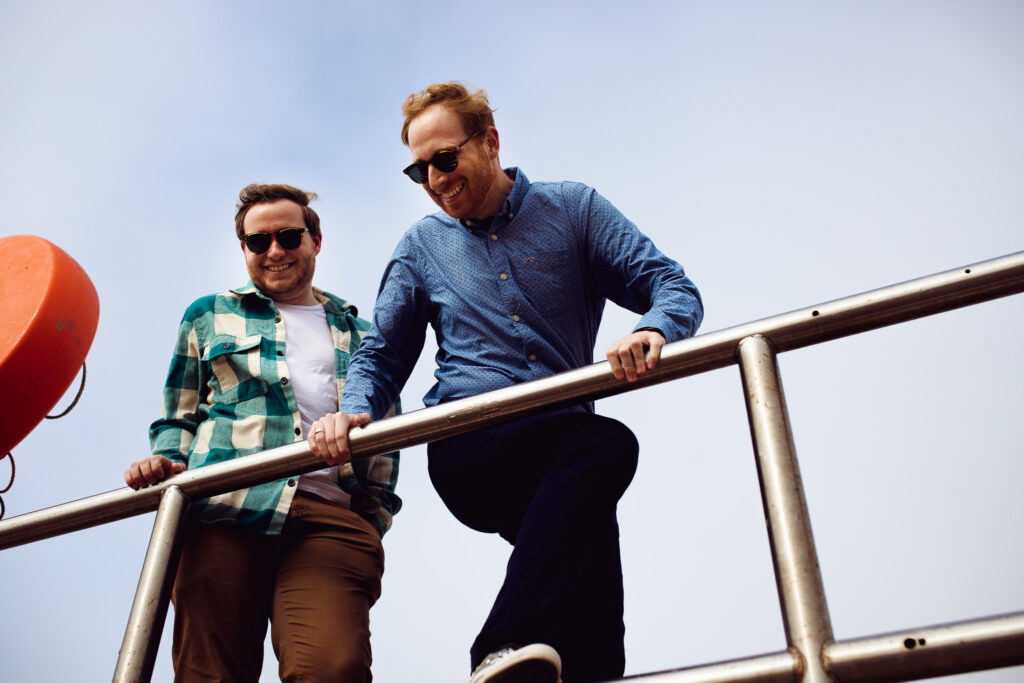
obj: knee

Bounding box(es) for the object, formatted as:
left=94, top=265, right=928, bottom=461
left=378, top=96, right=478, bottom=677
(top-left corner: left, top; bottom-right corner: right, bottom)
left=609, top=420, right=639, bottom=460
left=593, top=418, right=640, bottom=479
left=587, top=420, right=640, bottom=503
left=554, top=417, right=639, bottom=501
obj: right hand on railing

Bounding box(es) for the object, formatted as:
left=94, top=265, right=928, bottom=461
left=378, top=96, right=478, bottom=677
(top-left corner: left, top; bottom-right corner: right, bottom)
left=308, top=412, right=372, bottom=466
left=124, top=455, right=187, bottom=490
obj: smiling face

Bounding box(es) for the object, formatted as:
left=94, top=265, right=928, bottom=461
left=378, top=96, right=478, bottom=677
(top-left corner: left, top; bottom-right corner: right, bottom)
left=406, top=104, right=508, bottom=220
left=241, top=199, right=321, bottom=305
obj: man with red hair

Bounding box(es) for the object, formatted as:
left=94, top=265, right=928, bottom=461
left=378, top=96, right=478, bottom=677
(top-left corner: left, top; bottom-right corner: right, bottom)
left=313, top=83, right=703, bottom=683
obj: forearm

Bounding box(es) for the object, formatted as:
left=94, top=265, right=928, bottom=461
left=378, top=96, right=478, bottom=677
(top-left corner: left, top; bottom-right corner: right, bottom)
left=341, top=256, right=427, bottom=418
left=582, top=186, right=704, bottom=341
left=149, top=420, right=195, bottom=465
left=635, top=273, right=704, bottom=342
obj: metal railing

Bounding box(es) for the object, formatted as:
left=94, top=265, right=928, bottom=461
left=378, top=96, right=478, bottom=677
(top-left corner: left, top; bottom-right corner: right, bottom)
left=2, top=250, right=1023, bottom=682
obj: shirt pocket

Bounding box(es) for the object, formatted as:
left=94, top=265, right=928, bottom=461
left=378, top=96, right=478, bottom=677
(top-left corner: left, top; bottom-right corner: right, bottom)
left=507, top=249, right=580, bottom=316
left=203, top=334, right=269, bottom=405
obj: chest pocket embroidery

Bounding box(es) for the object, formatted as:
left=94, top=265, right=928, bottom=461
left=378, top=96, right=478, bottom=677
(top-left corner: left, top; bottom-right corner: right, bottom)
left=204, top=334, right=268, bottom=405
left=508, top=249, right=579, bottom=315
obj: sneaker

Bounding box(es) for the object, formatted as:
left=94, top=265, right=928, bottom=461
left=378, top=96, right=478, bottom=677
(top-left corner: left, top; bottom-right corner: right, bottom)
left=469, top=643, right=562, bottom=683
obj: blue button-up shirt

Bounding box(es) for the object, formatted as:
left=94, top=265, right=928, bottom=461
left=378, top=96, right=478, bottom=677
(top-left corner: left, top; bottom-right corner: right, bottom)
left=341, top=168, right=703, bottom=419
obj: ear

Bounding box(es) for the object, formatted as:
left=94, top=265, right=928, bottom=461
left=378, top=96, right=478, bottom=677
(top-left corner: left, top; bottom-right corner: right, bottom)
left=482, top=126, right=500, bottom=160
left=312, top=233, right=322, bottom=255
left=239, top=239, right=247, bottom=255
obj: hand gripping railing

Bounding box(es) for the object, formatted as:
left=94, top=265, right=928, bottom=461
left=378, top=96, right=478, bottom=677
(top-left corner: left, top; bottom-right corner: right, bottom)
left=2, top=250, right=1024, bottom=682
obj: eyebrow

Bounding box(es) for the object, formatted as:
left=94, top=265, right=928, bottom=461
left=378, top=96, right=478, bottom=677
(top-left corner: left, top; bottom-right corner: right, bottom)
left=412, top=142, right=459, bottom=163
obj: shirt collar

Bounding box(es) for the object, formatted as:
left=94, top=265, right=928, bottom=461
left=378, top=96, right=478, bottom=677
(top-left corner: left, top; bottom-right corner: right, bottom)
left=458, top=167, right=527, bottom=232
left=230, top=280, right=265, bottom=299
left=229, top=280, right=357, bottom=316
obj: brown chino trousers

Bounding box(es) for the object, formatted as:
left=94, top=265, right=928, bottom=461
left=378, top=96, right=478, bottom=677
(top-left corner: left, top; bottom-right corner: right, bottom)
left=171, top=490, right=384, bottom=682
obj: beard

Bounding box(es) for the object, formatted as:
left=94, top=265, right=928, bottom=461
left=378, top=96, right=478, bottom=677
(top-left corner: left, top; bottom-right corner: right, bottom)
left=248, top=252, right=316, bottom=304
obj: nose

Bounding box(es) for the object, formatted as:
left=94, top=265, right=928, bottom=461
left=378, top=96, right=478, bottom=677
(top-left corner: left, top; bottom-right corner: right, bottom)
left=266, top=236, right=287, bottom=258
left=427, top=164, right=448, bottom=191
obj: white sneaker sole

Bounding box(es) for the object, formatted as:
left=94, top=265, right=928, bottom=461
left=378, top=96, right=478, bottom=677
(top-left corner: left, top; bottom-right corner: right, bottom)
left=470, top=644, right=562, bottom=683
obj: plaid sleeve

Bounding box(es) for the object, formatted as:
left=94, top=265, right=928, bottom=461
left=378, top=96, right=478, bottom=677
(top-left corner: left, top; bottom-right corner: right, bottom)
left=365, top=397, right=403, bottom=533
left=149, top=314, right=205, bottom=465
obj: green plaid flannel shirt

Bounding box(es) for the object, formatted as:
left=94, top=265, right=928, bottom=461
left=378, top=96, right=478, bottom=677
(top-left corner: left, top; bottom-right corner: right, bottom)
left=149, top=282, right=401, bottom=536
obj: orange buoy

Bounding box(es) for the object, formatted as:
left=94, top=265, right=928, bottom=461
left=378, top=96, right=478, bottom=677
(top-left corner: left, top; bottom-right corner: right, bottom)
left=0, top=235, right=99, bottom=455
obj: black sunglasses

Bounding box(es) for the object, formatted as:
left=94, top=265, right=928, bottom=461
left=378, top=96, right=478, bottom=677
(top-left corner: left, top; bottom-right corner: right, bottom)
left=403, top=132, right=480, bottom=184
left=243, top=227, right=308, bottom=254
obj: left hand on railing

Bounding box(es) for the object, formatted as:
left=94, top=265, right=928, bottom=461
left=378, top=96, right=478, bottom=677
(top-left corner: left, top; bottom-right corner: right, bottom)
left=606, top=329, right=665, bottom=383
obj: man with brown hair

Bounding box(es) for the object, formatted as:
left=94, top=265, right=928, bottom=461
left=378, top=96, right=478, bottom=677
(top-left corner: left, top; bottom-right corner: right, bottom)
left=125, top=183, right=400, bottom=682
left=312, top=83, right=703, bottom=683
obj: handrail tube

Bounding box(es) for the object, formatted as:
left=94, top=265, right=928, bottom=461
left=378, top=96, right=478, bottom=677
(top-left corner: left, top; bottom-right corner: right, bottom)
left=823, top=611, right=1024, bottom=682
left=619, top=650, right=800, bottom=682
left=611, top=610, right=1024, bottom=682
left=1, top=250, right=1023, bottom=551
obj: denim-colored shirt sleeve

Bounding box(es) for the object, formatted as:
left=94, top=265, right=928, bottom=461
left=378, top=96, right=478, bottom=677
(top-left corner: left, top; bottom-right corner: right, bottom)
left=566, top=182, right=703, bottom=342
left=340, top=244, right=431, bottom=420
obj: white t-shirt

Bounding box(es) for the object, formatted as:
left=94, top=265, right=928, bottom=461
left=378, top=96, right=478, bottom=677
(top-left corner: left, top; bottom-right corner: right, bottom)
left=276, top=302, right=345, bottom=504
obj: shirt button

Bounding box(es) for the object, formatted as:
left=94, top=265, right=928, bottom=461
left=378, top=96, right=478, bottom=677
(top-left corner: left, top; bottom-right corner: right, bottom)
left=500, top=273, right=508, bottom=281
left=529, top=354, right=536, bottom=361
left=508, top=212, right=514, bottom=219
left=277, top=350, right=283, bottom=356
left=281, top=377, right=290, bottom=385
left=275, top=316, right=282, bottom=324
left=294, top=427, right=301, bottom=436
left=222, top=343, right=230, bottom=349
left=513, top=314, right=521, bottom=322
left=490, top=234, right=498, bottom=241
left=287, top=479, right=296, bottom=487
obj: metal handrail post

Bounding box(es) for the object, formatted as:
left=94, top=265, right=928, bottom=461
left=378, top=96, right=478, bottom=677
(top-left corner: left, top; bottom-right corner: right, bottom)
left=739, top=335, right=834, bottom=682
left=113, top=485, right=190, bottom=683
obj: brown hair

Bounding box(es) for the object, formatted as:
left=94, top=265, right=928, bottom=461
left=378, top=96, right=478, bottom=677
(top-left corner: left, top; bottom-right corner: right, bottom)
left=400, top=82, right=495, bottom=146
left=234, top=183, right=321, bottom=239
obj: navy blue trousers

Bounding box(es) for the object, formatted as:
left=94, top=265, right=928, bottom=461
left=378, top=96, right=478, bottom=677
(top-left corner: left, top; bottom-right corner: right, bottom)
left=428, top=408, right=639, bottom=683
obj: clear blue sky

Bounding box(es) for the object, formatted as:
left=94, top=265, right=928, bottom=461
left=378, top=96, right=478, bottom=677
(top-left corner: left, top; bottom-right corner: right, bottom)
left=1, top=1, right=1022, bottom=681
